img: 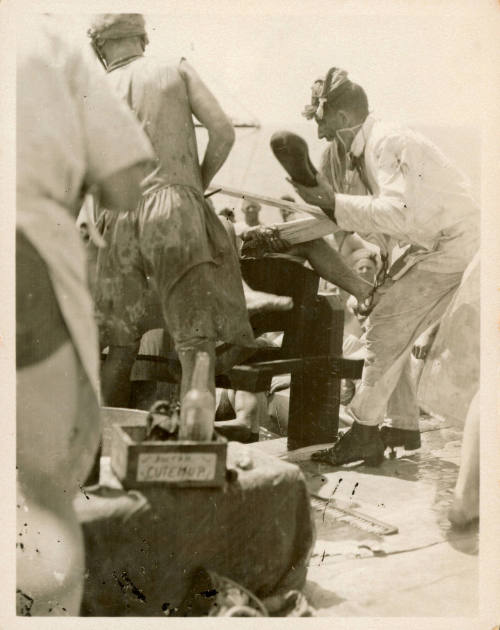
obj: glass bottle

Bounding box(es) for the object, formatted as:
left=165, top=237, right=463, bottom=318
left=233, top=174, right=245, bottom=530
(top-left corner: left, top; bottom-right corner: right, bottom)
left=178, top=352, right=215, bottom=441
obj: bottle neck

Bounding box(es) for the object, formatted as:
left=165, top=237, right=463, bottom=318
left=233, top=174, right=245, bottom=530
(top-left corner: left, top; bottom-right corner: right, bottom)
left=191, top=352, right=210, bottom=391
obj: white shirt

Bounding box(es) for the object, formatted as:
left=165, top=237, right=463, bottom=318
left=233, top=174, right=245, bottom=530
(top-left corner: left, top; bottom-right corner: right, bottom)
left=335, top=115, right=479, bottom=273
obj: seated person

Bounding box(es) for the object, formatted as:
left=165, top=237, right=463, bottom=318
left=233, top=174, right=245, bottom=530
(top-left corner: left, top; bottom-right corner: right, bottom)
left=340, top=249, right=379, bottom=405
left=128, top=326, right=272, bottom=443
left=129, top=328, right=179, bottom=410
left=219, top=207, right=236, bottom=223
left=343, top=248, right=379, bottom=336
left=217, top=211, right=289, bottom=440
left=234, top=199, right=262, bottom=236
left=109, top=214, right=292, bottom=442
left=279, top=194, right=304, bottom=223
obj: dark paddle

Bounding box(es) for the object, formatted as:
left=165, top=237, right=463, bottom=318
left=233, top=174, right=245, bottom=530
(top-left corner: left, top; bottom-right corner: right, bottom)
left=270, top=131, right=318, bottom=187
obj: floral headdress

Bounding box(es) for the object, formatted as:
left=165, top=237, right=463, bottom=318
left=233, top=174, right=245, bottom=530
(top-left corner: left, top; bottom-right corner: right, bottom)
left=302, top=67, right=350, bottom=120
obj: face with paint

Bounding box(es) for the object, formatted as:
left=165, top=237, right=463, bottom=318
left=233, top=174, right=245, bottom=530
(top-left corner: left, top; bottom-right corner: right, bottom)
left=353, top=256, right=377, bottom=283
left=315, top=104, right=363, bottom=152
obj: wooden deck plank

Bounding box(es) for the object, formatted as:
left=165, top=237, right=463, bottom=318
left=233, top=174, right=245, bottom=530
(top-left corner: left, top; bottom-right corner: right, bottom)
left=252, top=417, right=478, bottom=617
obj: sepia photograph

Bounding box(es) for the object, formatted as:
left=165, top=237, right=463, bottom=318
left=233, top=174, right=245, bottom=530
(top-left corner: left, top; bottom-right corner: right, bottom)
left=3, top=0, right=499, bottom=625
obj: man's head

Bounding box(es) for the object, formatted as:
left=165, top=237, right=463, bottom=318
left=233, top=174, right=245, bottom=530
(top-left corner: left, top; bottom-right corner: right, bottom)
left=303, top=67, right=369, bottom=151
left=279, top=195, right=296, bottom=222
left=87, top=14, right=148, bottom=68
left=219, top=208, right=235, bottom=223
left=348, top=248, right=378, bottom=283
left=241, top=199, right=261, bottom=226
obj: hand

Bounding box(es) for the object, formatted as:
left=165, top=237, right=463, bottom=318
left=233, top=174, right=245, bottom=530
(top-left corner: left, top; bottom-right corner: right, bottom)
left=287, top=172, right=336, bottom=213
left=346, top=294, right=359, bottom=315
left=412, top=336, right=433, bottom=360
left=352, top=277, right=395, bottom=318
left=240, top=226, right=291, bottom=255
left=412, top=326, right=438, bottom=360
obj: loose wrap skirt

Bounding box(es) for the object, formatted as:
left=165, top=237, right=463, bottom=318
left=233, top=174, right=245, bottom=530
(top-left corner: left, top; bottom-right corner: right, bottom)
left=94, top=184, right=255, bottom=349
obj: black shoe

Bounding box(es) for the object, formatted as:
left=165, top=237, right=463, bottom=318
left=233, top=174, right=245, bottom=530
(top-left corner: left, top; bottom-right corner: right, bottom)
left=379, top=426, right=421, bottom=450
left=311, top=421, right=385, bottom=467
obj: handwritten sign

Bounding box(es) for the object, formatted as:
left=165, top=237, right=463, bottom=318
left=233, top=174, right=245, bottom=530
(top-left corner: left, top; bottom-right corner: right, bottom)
left=136, top=452, right=217, bottom=482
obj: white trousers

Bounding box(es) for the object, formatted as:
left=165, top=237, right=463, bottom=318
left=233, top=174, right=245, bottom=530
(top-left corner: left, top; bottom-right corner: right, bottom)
left=349, top=266, right=463, bottom=428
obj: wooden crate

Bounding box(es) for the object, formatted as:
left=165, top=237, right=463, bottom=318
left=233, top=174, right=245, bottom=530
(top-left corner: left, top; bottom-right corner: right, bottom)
left=101, top=406, right=149, bottom=457
left=110, top=424, right=227, bottom=489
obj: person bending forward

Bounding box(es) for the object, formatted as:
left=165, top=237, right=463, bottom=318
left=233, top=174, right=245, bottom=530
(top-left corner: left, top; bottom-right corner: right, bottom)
left=291, top=67, right=479, bottom=466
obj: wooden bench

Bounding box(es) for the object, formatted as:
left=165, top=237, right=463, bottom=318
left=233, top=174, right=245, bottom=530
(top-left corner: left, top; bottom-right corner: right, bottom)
left=132, top=256, right=363, bottom=450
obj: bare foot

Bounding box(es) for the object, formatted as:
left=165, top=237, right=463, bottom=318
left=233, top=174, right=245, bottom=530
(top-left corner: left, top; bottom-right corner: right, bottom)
left=245, top=287, right=293, bottom=316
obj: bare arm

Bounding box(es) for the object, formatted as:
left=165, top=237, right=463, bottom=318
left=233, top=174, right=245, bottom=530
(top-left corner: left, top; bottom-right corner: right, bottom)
left=336, top=232, right=379, bottom=257
left=179, top=59, right=235, bottom=190
left=293, top=239, right=373, bottom=302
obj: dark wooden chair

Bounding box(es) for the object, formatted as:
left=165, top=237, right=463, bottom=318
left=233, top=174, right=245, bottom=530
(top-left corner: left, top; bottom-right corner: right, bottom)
left=132, top=256, right=363, bottom=450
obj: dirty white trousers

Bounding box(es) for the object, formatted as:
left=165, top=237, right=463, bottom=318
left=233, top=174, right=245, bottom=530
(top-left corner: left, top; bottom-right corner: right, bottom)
left=349, top=266, right=463, bottom=429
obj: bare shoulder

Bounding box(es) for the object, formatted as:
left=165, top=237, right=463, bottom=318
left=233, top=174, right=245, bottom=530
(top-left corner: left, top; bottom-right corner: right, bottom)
left=177, top=57, right=202, bottom=83
left=138, top=55, right=184, bottom=75
left=137, top=55, right=187, bottom=91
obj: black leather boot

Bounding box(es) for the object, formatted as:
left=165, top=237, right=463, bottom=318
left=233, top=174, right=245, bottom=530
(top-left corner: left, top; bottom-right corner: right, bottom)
left=311, top=421, right=385, bottom=467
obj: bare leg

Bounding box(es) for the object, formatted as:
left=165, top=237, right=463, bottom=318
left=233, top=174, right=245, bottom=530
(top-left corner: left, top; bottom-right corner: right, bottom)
left=234, top=390, right=267, bottom=433
left=214, top=281, right=293, bottom=374
left=101, top=342, right=140, bottom=407
left=291, top=238, right=373, bottom=302
left=244, top=281, right=293, bottom=315
left=448, top=391, right=479, bottom=526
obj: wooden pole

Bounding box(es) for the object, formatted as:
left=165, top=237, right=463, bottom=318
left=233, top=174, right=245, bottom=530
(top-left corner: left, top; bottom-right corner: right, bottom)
left=268, top=216, right=337, bottom=245
left=207, top=183, right=337, bottom=223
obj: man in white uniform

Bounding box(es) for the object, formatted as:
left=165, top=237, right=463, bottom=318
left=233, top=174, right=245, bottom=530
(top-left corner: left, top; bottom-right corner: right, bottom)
left=291, top=67, right=479, bottom=466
